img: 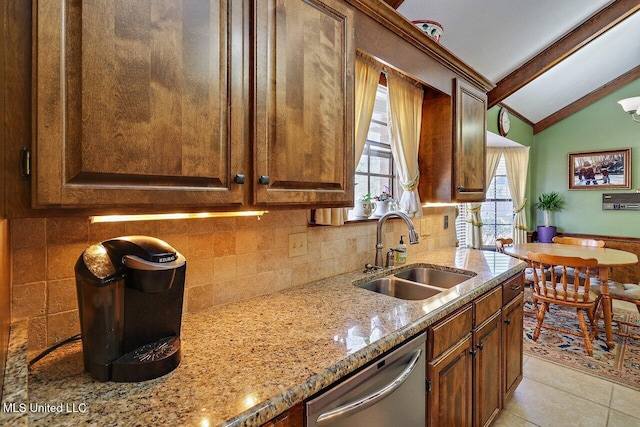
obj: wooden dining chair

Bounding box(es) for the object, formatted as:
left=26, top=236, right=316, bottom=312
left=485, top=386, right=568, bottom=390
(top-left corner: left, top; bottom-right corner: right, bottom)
left=496, top=238, right=547, bottom=315
left=593, top=280, right=640, bottom=340
left=527, top=251, right=600, bottom=356
left=551, top=236, right=605, bottom=279
left=495, top=237, right=513, bottom=253
left=552, top=236, right=605, bottom=248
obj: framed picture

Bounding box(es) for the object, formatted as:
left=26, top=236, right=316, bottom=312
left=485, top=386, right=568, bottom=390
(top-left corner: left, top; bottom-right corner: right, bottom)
left=568, top=148, right=631, bottom=190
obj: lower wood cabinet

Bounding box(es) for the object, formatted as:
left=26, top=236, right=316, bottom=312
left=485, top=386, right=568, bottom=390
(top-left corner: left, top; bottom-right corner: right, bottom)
left=261, top=403, right=304, bottom=427
left=474, top=311, right=502, bottom=427
left=262, top=274, right=524, bottom=427
left=427, top=334, right=473, bottom=427
left=426, top=273, right=524, bottom=427
left=502, top=291, right=524, bottom=403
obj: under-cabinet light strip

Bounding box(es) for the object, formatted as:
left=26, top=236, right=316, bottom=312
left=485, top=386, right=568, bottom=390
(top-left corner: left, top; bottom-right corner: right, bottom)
left=90, top=211, right=267, bottom=223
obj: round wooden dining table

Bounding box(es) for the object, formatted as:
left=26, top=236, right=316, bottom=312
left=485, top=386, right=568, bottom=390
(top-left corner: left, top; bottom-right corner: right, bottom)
left=503, top=242, right=638, bottom=349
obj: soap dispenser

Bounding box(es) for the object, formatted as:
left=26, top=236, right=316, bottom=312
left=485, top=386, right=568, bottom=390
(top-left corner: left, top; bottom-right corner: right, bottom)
left=395, top=235, right=407, bottom=264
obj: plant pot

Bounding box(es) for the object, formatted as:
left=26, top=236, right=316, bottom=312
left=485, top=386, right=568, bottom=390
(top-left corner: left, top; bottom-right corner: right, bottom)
left=537, top=226, right=557, bottom=243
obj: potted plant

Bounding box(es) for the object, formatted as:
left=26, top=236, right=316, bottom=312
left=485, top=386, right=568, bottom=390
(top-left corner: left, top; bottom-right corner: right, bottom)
left=535, top=191, right=564, bottom=243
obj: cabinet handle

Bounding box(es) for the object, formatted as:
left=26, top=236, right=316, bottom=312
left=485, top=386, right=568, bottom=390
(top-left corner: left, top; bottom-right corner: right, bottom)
left=258, top=175, right=270, bottom=185
left=504, top=318, right=511, bottom=325
left=20, top=147, right=31, bottom=179
left=233, top=174, right=245, bottom=184
left=510, top=285, right=522, bottom=291
left=476, top=343, right=484, bottom=351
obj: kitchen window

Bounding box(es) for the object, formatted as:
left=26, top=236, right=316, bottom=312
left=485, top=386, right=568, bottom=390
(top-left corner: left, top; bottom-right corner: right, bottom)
left=482, top=155, right=513, bottom=247
left=349, top=83, right=396, bottom=220
left=456, top=154, right=513, bottom=248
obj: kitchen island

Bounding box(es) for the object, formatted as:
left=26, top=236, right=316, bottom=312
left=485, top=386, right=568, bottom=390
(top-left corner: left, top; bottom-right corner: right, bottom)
left=1, top=248, right=525, bottom=426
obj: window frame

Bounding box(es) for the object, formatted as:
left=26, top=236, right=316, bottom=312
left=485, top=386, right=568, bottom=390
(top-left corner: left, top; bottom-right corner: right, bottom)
left=348, top=81, right=396, bottom=222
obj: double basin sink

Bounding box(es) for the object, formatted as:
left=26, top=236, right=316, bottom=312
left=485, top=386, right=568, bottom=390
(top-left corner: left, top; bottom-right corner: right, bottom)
left=356, top=266, right=475, bottom=300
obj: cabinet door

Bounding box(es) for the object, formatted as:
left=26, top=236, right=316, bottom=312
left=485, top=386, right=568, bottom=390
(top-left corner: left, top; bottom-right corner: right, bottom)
left=453, top=78, right=486, bottom=202
left=253, top=0, right=354, bottom=207
left=427, top=334, right=473, bottom=427
left=502, top=293, right=524, bottom=404
left=34, top=0, right=246, bottom=209
left=261, top=403, right=304, bottom=427
left=474, top=312, right=502, bottom=427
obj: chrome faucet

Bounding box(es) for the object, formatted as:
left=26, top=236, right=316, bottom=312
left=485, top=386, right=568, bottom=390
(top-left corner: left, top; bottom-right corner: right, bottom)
left=374, top=211, right=419, bottom=268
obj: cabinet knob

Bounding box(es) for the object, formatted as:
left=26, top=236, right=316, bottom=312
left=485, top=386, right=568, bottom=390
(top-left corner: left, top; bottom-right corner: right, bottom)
left=258, top=175, right=270, bottom=185
left=470, top=349, right=477, bottom=357
left=476, top=343, right=484, bottom=351
left=504, top=318, right=511, bottom=325
left=457, top=185, right=464, bottom=191
left=233, top=174, right=245, bottom=184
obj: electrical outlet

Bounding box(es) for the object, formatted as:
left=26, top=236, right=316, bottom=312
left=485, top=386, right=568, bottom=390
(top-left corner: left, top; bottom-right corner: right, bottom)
left=288, top=233, right=308, bottom=257
left=444, top=215, right=449, bottom=229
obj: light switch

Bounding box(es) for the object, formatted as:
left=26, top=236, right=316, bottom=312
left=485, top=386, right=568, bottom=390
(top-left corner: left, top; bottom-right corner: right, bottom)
left=288, top=233, right=308, bottom=257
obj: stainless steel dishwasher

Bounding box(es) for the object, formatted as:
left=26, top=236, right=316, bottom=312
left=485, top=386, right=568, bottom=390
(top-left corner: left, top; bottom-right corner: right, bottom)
left=306, top=333, right=426, bottom=427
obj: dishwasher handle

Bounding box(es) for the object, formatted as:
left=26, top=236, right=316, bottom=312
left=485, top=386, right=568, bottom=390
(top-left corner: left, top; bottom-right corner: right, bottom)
left=316, top=348, right=423, bottom=426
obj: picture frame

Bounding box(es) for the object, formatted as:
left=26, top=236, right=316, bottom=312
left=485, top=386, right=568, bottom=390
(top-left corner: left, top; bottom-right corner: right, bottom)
left=568, top=148, right=631, bottom=190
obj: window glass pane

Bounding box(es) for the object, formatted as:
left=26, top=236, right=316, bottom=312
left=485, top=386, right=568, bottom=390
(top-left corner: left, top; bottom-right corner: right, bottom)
left=495, top=201, right=513, bottom=223
left=479, top=154, right=515, bottom=247
left=494, top=176, right=510, bottom=199
left=370, top=178, right=391, bottom=200
left=370, top=86, right=388, bottom=123
left=481, top=203, right=497, bottom=223
left=369, top=150, right=392, bottom=175
left=495, top=225, right=512, bottom=240
left=356, top=152, right=368, bottom=173
left=367, top=122, right=388, bottom=144
left=354, top=174, right=368, bottom=200
left=349, top=83, right=395, bottom=220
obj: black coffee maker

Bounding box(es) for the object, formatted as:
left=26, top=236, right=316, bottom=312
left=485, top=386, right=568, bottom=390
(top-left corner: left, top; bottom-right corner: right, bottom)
left=75, top=236, right=186, bottom=382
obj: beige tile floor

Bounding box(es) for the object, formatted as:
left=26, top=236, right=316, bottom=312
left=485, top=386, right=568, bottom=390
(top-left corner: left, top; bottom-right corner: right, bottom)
left=494, top=301, right=640, bottom=427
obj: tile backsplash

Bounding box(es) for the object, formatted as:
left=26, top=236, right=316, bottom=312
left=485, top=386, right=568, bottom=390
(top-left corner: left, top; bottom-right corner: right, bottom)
left=10, top=207, right=457, bottom=352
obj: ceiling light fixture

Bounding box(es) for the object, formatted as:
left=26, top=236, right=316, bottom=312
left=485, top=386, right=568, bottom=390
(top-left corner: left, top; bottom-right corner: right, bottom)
left=617, top=96, right=640, bottom=122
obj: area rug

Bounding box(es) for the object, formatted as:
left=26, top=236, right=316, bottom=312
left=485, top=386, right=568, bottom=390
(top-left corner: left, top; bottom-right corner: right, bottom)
left=523, top=299, right=640, bottom=391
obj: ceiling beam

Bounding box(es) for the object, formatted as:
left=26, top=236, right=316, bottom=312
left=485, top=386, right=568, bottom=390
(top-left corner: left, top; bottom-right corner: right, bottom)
left=383, top=0, right=405, bottom=9
left=498, top=104, right=535, bottom=129
left=533, top=65, right=640, bottom=134
left=487, top=0, right=640, bottom=108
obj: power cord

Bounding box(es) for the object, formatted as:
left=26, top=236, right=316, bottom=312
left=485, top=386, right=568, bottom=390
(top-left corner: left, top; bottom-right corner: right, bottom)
left=28, top=334, right=82, bottom=368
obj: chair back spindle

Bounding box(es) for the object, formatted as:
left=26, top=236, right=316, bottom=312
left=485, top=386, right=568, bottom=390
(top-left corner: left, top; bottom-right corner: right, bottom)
left=526, top=251, right=600, bottom=356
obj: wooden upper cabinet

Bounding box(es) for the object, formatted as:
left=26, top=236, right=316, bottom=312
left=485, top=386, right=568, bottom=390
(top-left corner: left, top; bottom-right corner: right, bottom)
left=453, top=78, right=487, bottom=202
left=253, top=0, right=354, bottom=207
left=418, top=78, right=486, bottom=203
left=33, top=0, right=246, bottom=209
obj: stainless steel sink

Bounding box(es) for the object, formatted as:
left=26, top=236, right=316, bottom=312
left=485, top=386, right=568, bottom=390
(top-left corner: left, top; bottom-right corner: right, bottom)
left=356, top=277, right=443, bottom=300
left=394, top=267, right=473, bottom=289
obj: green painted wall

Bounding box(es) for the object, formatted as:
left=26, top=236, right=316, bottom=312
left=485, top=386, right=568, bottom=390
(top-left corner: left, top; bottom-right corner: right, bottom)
left=487, top=106, right=534, bottom=147
left=532, top=78, right=640, bottom=238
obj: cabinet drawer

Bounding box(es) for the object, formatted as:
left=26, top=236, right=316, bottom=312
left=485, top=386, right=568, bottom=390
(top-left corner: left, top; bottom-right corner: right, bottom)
left=475, top=286, right=502, bottom=326
left=502, top=273, right=524, bottom=306
left=429, top=304, right=473, bottom=360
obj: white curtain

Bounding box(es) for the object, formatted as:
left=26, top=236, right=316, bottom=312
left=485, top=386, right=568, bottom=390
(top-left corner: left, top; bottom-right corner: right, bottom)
left=387, top=71, right=424, bottom=217
left=315, top=53, right=382, bottom=225
left=504, top=147, right=530, bottom=244
left=466, top=147, right=502, bottom=248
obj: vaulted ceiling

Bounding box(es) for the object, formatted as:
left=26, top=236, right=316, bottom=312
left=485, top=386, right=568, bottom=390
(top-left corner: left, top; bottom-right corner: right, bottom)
left=386, top=0, right=640, bottom=133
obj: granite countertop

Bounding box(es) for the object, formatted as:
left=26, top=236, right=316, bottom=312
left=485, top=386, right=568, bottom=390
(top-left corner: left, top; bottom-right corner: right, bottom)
left=2, top=248, right=525, bottom=426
